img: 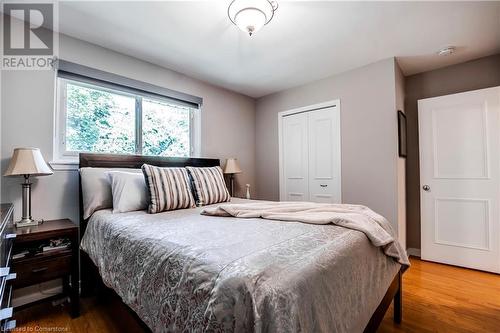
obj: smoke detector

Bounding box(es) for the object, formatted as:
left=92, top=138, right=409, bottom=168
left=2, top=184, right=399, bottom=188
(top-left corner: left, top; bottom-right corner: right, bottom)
left=437, top=46, right=456, bottom=56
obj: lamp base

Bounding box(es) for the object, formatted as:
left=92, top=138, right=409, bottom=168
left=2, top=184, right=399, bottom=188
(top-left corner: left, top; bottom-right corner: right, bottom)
left=15, top=218, right=41, bottom=228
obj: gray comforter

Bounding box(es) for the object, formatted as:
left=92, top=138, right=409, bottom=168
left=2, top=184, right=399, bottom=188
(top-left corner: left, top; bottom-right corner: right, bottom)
left=201, top=201, right=410, bottom=267
left=81, top=199, right=403, bottom=333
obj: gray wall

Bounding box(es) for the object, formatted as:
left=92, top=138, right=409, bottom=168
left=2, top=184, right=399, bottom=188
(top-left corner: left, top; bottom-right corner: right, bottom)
left=395, top=61, right=406, bottom=249
left=255, top=58, right=402, bottom=228
left=1, top=33, right=256, bottom=224
left=405, top=54, right=500, bottom=249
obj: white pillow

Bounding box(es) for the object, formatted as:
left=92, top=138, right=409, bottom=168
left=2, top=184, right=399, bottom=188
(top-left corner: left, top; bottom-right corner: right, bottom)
left=107, top=171, right=148, bottom=213
left=80, top=167, right=141, bottom=219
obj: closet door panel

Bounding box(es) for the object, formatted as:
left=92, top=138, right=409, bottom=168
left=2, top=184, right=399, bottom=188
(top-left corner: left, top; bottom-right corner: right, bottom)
left=308, top=107, right=340, bottom=203
left=282, top=113, right=309, bottom=201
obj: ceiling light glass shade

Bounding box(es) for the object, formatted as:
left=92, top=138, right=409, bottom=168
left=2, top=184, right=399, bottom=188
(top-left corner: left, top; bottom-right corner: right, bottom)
left=228, top=0, right=278, bottom=36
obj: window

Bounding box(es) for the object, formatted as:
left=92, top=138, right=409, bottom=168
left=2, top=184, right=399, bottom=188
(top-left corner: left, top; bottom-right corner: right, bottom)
left=142, top=98, right=191, bottom=157
left=64, top=81, right=136, bottom=155
left=55, top=77, right=200, bottom=162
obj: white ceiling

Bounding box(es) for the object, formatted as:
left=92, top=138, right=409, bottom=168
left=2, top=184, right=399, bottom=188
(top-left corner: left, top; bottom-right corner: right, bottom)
left=57, top=1, right=500, bottom=98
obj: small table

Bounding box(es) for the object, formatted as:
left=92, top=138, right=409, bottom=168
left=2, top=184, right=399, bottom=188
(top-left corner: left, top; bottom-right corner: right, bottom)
left=12, top=219, right=79, bottom=317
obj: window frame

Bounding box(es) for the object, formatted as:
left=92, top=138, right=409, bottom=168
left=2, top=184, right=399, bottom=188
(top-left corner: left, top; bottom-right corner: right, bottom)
left=54, top=77, right=201, bottom=166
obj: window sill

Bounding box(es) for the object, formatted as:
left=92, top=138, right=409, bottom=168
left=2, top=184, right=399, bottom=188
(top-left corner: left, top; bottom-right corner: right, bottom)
left=49, top=160, right=79, bottom=171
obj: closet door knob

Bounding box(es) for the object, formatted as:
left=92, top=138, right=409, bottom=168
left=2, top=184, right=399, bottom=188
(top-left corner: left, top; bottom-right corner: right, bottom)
left=422, top=185, right=430, bottom=191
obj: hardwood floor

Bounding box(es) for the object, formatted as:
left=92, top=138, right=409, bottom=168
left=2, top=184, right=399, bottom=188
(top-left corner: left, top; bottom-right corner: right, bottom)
left=379, top=258, right=500, bottom=333
left=14, top=292, right=147, bottom=333
left=13, top=257, right=500, bottom=332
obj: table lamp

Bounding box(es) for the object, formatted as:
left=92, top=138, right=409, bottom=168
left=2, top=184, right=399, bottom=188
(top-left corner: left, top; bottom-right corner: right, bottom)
left=223, top=158, right=242, bottom=197
left=4, top=148, right=53, bottom=228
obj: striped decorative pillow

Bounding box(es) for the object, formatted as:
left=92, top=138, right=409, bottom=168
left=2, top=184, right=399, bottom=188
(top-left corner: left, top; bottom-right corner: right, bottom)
left=186, top=166, right=230, bottom=206
left=142, top=164, right=195, bottom=213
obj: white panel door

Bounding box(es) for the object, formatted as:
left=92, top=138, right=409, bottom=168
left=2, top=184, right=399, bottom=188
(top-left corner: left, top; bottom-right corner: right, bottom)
left=419, top=86, right=500, bottom=273
left=282, top=112, right=309, bottom=201
left=308, top=107, right=341, bottom=203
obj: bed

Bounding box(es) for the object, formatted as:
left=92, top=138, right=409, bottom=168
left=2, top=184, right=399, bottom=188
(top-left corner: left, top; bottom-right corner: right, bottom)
left=78, top=153, right=405, bottom=333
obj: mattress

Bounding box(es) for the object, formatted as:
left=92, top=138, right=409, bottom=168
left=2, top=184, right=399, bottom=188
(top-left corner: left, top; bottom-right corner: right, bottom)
left=80, top=198, right=401, bottom=333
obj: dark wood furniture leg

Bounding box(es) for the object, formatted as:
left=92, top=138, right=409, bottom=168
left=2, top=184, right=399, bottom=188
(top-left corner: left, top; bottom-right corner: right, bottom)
left=394, top=270, right=402, bottom=324
left=62, top=276, right=69, bottom=295
left=80, top=250, right=98, bottom=297
left=70, top=230, right=80, bottom=318
left=363, top=268, right=403, bottom=332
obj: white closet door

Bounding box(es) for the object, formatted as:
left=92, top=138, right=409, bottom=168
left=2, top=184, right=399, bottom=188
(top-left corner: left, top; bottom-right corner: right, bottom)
left=308, top=107, right=341, bottom=203
left=282, top=112, right=309, bottom=201
left=419, top=86, right=500, bottom=273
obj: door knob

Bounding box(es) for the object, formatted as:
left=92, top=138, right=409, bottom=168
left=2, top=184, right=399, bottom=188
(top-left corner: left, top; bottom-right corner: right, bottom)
left=422, top=185, right=430, bottom=191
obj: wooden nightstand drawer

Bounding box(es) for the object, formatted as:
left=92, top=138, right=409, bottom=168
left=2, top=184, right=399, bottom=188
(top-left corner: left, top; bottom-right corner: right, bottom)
left=13, top=254, right=72, bottom=288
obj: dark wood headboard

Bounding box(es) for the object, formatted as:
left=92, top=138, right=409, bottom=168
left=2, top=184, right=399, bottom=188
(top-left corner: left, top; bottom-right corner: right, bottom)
left=78, top=153, right=220, bottom=239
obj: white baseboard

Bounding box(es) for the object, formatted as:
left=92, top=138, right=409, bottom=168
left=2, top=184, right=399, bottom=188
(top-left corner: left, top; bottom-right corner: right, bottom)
left=406, top=248, right=421, bottom=257
left=12, top=279, right=63, bottom=308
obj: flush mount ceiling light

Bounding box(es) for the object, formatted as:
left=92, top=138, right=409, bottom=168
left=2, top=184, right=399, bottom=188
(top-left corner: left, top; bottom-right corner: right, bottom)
left=228, top=0, right=278, bottom=36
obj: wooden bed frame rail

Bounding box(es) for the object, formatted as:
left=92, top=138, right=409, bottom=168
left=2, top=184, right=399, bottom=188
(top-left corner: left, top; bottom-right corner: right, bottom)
left=78, top=153, right=403, bottom=332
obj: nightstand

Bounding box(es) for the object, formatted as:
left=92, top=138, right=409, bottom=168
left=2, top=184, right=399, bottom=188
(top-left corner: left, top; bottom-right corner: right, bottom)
left=12, top=219, right=79, bottom=318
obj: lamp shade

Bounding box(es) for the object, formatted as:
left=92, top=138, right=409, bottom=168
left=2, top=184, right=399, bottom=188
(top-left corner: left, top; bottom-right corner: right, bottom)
left=4, top=148, right=53, bottom=177
left=223, top=158, right=242, bottom=174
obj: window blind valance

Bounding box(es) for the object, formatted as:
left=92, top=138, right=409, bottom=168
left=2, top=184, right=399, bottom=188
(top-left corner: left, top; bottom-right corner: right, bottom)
left=55, top=59, right=202, bottom=109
